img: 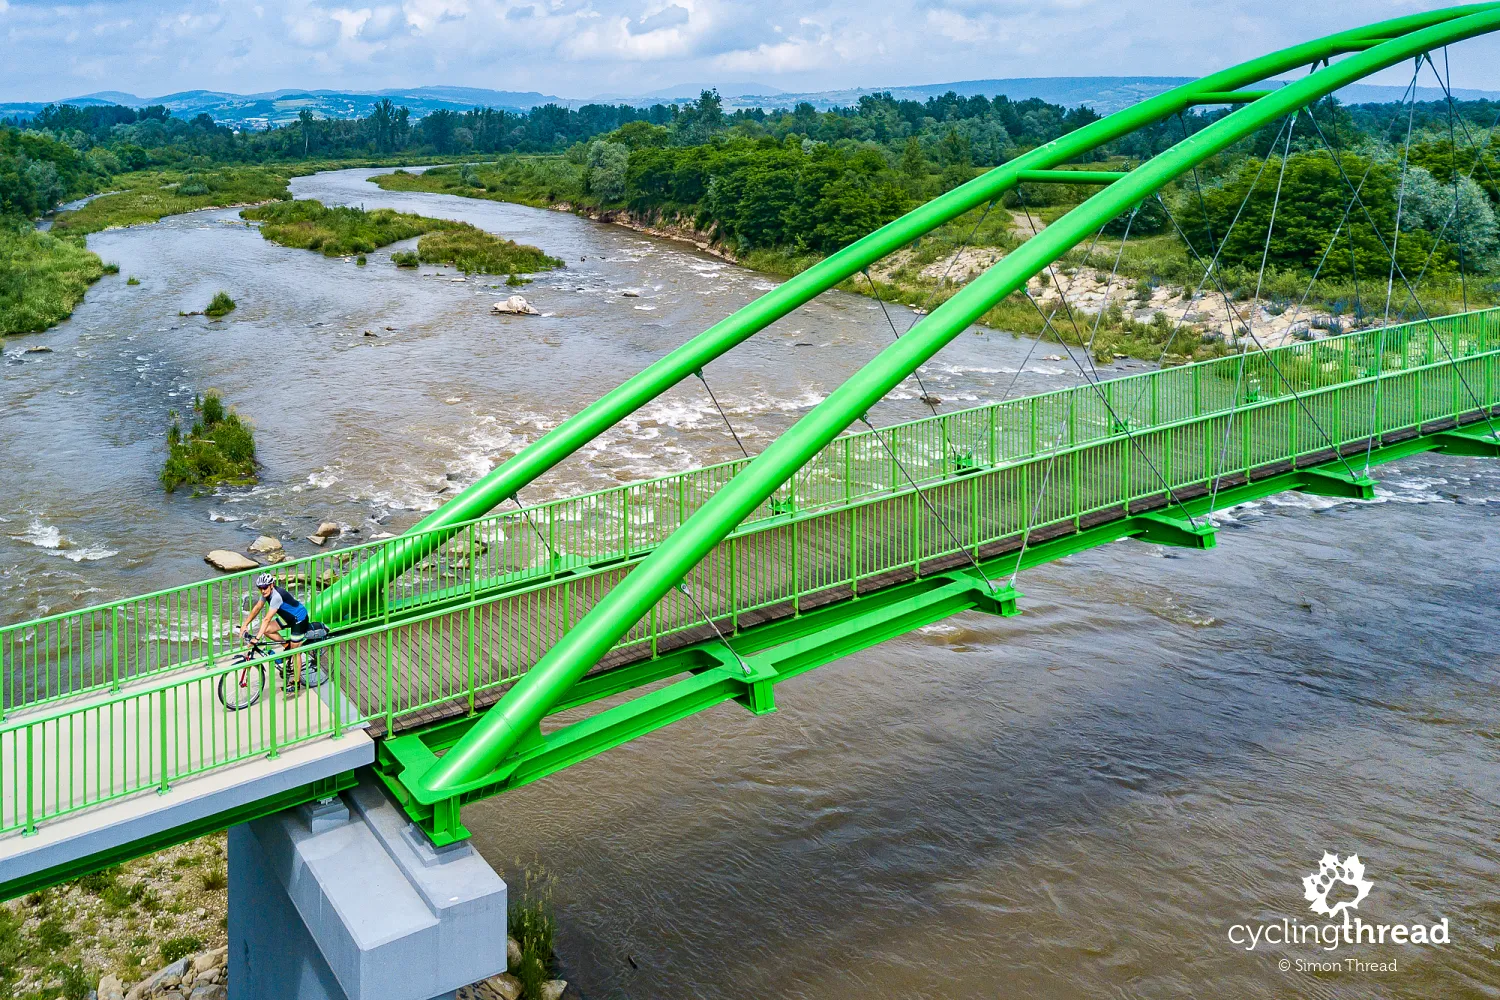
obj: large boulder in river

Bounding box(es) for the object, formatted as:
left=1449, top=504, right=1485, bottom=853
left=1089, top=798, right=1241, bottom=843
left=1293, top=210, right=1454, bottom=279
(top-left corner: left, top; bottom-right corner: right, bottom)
left=205, top=550, right=259, bottom=573
left=492, top=295, right=539, bottom=315
left=248, top=535, right=283, bottom=554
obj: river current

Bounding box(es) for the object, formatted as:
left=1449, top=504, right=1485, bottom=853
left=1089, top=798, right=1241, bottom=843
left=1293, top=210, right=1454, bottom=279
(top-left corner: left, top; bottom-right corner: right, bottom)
left=3, top=169, right=1496, bottom=998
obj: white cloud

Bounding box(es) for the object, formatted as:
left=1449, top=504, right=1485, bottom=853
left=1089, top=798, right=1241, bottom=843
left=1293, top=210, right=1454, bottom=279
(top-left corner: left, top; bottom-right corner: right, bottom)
left=2, top=0, right=1500, bottom=103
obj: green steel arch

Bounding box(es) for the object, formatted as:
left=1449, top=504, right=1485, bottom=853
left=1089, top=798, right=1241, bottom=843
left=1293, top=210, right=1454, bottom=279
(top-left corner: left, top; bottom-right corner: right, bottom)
left=394, top=4, right=1500, bottom=800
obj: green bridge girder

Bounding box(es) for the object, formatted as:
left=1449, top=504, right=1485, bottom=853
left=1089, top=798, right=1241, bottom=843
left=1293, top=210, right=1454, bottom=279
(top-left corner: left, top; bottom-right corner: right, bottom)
left=389, top=5, right=1500, bottom=829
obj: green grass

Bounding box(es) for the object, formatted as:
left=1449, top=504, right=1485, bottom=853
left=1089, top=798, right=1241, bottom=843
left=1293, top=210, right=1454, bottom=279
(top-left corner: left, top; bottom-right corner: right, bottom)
left=370, top=160, right=584, bottom=209
left=0, top=226, right=106, bottom=334
left=508, top=868, right=557, bottom=1000
left=415, top=224, right=563, bottom=275
left=159, top=935, right=203, bottom=965
left=161, top=391, right=256, bottom=493
left=391, top=250, right=419, bottom=267
left=241, top=199, right=456, bottom=256
left=203, top=291, right=236, bottom=318
left=51, top=166, right=296, bottom=236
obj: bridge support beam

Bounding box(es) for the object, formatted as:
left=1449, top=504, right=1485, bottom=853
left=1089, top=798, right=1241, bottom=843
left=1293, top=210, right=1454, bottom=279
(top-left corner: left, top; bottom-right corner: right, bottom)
left=228, top=774, right=507, bottom=1000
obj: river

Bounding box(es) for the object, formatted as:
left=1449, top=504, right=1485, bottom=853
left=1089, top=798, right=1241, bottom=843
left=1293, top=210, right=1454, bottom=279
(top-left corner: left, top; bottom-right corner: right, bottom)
left=3, top=168, right=1497, bottom=998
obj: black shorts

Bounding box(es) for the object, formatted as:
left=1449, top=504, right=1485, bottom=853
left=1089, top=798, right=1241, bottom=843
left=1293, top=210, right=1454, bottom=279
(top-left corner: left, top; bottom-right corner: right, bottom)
left=286, top=618, right=310, bottom=639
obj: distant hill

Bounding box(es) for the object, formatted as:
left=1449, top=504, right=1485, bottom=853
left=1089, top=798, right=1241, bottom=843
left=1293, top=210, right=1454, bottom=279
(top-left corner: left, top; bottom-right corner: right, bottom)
left=0, top=87, right=568, bottom=127
left=5, top=77, right=1500, bottom=127
left=704, top=78, right=1500, bottom=115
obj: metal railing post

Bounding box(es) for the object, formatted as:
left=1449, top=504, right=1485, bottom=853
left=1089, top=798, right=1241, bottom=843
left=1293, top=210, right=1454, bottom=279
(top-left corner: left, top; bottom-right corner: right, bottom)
left=159, top=688, right=171, bottom=791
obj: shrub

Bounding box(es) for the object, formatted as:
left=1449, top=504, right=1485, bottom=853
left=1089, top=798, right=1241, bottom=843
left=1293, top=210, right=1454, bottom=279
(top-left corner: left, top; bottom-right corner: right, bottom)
left=509, top=867, right=556, bottom=1000
left=161, top=390, right=256, bottom=492
left=391, top=250, right=419, bottom=267
left=204, top=291, right=236, bottom=318
left=160, top=935, right=203, bottom=964
left=415, top=224, right=563, bottom=275
left=199, top=868, right=228, bottom=892
left=76, top=866, right=120, bottom=894
left=35, top=917, right=72, bottom=951
left=52, top=962, right=92, bottom=1000
left=126, top=276, right=141, bottom=285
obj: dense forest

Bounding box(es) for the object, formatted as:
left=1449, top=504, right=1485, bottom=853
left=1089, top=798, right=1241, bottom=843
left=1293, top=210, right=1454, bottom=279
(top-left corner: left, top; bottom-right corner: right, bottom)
left=6, top=86, right=1500, bottom=340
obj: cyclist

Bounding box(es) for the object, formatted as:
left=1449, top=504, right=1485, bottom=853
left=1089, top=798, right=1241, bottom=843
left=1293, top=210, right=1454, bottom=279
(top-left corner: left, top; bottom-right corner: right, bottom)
left=240, top=572, right=311, bottom=692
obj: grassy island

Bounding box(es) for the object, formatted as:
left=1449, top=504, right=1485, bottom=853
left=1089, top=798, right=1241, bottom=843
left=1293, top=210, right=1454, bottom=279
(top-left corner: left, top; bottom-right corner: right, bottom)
left=161, top=391, right=256, bottom=493
left=0, top=226, right=107, bottom=334
left=241, top=198, right=454, bottom=255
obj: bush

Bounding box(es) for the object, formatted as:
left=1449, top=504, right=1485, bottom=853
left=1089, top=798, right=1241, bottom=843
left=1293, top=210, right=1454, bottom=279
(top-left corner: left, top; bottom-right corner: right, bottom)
left=52, top=962, right=92, bottom=1000
left=415, top=224, right=563, bottom=275
left=509, top=868, right=556, bottom=1000
left=161, top=390, right=257, bottom=492
left=199, top=868, right=228, bottom=892
left=160, top=935, right=203, bottom=964
left=203, top=291, right=235, bottom=317
left=76, top=866, right=120, bottom=894
left=391, top=250, right=419, bottom=267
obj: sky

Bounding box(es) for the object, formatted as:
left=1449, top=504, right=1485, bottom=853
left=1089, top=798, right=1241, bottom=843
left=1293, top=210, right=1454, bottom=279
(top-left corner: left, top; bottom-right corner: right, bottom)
left=4, top=0, right=1500, bottom=102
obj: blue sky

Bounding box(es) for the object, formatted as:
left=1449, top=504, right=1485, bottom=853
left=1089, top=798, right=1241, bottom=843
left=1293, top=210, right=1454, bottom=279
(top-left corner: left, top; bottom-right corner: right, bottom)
left=3, top=0, right=1499, bottom=101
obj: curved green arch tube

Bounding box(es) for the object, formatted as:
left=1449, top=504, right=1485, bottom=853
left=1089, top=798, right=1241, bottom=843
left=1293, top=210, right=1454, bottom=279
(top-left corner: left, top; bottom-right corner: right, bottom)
left=311, top=3, right=1493, bottom=626
left=418, top=4, right=1500, bottom=796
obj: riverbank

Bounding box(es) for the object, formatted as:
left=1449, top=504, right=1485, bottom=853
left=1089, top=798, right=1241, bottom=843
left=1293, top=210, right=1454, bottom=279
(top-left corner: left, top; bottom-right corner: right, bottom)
left=0, top=831, right=574, bottom=1000
left=368, top=165, right=1240, bottom=363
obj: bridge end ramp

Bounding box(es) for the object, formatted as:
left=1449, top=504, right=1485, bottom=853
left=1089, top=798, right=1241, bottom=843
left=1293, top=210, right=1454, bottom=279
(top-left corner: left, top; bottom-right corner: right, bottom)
left=0, top=731, right=373, bottom=901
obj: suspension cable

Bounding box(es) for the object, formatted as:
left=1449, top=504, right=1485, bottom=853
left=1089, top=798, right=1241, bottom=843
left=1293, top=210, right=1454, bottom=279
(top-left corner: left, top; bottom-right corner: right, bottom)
left=1302, top=113, right=1500, bottom=446
left=1158, top=198, right=1366, bottom=483
left=677, top=580, right=752, bottom=676
left=1441, top=48, right=1470, bottom=311
left=508, top=491, right=560, bottom=564
left=858, top=415, right=997, bottom=593
left=862, top=269, right=944, bottom=411
left=693, top=368, right=750, bottom=459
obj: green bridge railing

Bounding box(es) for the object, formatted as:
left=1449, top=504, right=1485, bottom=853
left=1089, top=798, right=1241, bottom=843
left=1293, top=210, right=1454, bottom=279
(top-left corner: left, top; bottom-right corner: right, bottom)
left=3, top=308, right=1498, bottom=835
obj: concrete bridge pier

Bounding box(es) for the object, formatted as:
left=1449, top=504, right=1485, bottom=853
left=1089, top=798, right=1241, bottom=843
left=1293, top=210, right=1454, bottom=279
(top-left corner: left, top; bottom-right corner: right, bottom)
left=228, top=774, right=507, bottom=1000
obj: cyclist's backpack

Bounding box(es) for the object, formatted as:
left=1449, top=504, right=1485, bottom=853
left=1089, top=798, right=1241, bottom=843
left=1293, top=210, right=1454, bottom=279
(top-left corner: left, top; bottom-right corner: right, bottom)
left=300, top=623, right=331, bottom=687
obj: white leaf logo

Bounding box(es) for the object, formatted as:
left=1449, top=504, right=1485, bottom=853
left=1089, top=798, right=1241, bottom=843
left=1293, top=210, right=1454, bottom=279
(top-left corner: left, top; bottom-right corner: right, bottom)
left=1302, top=852, right=1374, bottom=917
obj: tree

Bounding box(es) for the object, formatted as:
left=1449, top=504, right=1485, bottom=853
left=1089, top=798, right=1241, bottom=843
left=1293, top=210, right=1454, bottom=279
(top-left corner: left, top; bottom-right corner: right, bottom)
left=1399, top=165, right=1498, bottom=271
left=298, top=109, right=315, bottom=157
left=586, top=140, right=629, bottom=201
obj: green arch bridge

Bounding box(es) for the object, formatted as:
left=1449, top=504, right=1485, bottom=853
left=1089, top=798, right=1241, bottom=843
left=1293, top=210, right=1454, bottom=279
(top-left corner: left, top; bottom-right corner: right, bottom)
left=5, top=4, right=1500, bottom=901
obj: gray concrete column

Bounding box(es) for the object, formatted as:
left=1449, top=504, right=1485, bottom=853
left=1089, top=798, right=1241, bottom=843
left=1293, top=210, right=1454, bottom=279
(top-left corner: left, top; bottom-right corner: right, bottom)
left=228, top=774, right=507, bottom=1000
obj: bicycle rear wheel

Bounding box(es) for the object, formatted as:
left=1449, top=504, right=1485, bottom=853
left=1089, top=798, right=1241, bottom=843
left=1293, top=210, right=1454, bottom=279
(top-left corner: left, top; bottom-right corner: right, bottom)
left=218, top=659, right=267, bottom=711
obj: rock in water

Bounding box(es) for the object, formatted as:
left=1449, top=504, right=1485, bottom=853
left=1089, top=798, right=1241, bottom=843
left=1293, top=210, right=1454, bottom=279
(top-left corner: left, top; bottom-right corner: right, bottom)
left=248, top=535, right=283, bottom=554
left=205, top=550, right=259, bottom=572
left=541, top=981, right=568, bottom=1000
left=492, top=295, right=539, bottom=315
left=621, top=289, right=640, bottom=297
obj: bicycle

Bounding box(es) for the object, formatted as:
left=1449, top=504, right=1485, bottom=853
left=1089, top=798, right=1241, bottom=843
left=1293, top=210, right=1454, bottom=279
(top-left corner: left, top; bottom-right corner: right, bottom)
left=217, top=633, right=323, bottom=711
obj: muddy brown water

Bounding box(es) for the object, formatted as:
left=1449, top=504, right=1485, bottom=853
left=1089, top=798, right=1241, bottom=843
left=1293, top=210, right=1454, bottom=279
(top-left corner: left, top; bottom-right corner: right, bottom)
left=2, top=168, right=1496, bottom=998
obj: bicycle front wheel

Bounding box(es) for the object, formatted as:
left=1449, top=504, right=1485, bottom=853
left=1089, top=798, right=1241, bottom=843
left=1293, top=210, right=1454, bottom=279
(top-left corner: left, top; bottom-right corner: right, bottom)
left=219, top=660, right=267, bottom=711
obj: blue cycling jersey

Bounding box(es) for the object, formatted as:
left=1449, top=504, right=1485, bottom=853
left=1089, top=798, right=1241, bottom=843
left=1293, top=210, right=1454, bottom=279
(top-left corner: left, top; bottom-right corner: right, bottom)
left=266, top=585, right=309, bottom=627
